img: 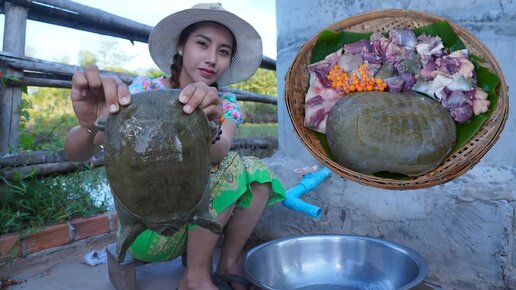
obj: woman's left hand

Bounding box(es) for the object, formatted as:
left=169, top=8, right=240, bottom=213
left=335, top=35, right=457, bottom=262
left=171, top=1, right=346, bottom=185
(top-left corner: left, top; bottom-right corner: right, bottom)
left=179, top=82, right=222, bottom=122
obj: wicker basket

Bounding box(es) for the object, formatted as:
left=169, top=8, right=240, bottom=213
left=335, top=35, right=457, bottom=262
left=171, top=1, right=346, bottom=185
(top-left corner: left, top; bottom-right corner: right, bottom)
left=285, top=9, right=509, bottom=190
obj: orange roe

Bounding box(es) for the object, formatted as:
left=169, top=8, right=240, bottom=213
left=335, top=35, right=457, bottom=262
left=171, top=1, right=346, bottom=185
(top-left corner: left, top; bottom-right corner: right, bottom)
left=327, top=63, right=388, bottom=96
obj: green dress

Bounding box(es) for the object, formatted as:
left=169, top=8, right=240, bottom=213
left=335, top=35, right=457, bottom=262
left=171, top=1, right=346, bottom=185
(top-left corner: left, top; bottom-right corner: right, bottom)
left=124, top=76, right=286, bottom=262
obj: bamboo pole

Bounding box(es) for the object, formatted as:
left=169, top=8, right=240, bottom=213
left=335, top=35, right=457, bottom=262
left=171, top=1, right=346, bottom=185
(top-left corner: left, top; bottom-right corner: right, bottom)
left=261, top=55, right=276, bottom=70
left=4, top=77, right=278, bottom=105
left=0, top=159, right=105, bottom=180
left=0, top=51, right=137, bottom=84
left=231, top=138, right=275, bottom=149
left=0, top=138, right=275, bottom=180
left=0, top=53, right=278, bottom=104
left=222, top=88, right=278, bottom=105
left=0, top=150, right=68, bottom=167
left=0, top=1, right=28, bottom=153
left=8, top=77, right=72, bottom=89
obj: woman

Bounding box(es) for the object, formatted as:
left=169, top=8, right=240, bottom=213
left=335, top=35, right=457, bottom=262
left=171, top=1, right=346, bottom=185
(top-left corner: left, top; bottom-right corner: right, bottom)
left=64, top=3, right=284, bottom=290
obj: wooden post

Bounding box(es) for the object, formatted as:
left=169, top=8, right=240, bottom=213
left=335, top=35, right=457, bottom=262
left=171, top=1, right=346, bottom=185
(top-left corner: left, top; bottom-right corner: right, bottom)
left=0, top=1, right=28, bottom=153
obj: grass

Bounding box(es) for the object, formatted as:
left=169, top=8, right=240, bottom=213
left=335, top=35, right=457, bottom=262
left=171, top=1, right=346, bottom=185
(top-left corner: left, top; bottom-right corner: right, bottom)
left=236, top=123, right=278, bottom=139
left=235, top=123, right=278, bottom=158
left=0, top=167, right=112, bottom=235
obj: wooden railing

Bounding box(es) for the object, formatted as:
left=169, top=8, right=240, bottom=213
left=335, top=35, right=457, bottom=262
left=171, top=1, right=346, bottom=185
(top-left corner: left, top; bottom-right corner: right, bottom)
left=0, top=51, right=278, bottom=104
left=0, top=0, right=277, bottom=180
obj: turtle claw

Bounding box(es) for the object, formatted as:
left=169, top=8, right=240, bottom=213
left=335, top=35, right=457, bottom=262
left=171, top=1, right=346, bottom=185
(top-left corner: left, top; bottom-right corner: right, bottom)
left=114, top=199, right=146, bottom=262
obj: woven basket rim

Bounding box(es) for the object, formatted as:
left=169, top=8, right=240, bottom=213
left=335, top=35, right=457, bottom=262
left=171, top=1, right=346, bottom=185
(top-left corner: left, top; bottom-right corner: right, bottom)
left=284, top=9, right=509, bottom=190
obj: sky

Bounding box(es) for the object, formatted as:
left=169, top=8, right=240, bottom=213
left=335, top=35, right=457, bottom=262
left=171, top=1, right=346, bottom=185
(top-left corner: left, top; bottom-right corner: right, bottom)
left=0, top=0, right=276, bottom=72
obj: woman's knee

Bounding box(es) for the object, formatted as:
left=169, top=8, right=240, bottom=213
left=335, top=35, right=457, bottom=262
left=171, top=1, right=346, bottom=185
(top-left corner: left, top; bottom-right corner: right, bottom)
left=250, top=182, right=271, bottom=198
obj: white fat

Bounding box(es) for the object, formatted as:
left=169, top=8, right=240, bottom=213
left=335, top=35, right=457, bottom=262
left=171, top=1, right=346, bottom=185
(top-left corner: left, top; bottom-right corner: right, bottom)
left=175, top=135, right=183, bottom=162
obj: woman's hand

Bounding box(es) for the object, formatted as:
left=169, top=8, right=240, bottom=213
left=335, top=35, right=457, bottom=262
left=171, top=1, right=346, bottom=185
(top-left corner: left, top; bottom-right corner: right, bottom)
left=66, top=64, right=131, bottom=161
left=70, top=64, right=131, bottom=130
left=179, top=82, right=222, bottom=122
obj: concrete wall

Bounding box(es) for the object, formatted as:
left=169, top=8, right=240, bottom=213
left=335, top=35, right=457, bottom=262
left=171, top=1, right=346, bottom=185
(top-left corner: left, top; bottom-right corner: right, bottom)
left=257, top=0, right=516, bottom=289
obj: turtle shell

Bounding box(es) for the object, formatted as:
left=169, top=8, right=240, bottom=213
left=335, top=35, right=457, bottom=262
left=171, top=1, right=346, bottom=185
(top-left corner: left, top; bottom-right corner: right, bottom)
left=101, top=89, right=220, bottom=261
left=326, top=91, right=457, bottom=176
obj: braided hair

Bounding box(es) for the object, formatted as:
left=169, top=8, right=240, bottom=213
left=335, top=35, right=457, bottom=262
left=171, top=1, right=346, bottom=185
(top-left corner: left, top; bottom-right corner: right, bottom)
left=169, top=53, right=183, bottom=89
left=169, top=21, right=237, bottom=90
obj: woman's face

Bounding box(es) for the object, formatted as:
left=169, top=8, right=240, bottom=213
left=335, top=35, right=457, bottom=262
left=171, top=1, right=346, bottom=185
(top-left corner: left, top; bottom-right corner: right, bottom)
left=178, top=23, right=234, bottom=87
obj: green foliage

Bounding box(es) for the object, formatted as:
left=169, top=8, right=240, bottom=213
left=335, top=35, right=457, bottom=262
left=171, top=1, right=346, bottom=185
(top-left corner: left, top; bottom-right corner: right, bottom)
left=103, top=66, right=134, bottom=74
left=78, top=39, right=136, bottom=70
left=18, top=96, right=35, bottom=150
left=0, top=69, right=22, bottom=88
left=0, top=168, right=111, bottom=235
left=232, top=68, right=277, bottom=96
left=96, top=39, right=135, bottom=69
left=78, top=50, right=98, bottom=67
left=20, top=87, right=78, bottom=151
left=231, top=68, right=278, bottom=123
left=142, top=68, right=163, bottom=78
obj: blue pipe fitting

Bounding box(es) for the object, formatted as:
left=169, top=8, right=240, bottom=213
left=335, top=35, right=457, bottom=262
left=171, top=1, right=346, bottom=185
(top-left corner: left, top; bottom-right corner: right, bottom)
left=282, top=167, right=332, bottom=219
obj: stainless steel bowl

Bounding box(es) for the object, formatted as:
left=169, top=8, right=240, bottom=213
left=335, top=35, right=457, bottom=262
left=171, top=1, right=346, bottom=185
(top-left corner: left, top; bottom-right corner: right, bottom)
left=244, top=235, right=428, bottom=290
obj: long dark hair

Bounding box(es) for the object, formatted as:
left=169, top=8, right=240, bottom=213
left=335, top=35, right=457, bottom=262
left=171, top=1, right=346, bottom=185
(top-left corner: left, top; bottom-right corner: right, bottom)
left=169, top=21, right=237, bottom=89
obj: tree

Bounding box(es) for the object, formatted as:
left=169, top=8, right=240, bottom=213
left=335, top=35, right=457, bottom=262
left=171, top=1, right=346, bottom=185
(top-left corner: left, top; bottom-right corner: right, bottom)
left=231, top=69, right=278, bottom=123
left=77, top=39, right=135, bottom=70
left=78, top=50, right=97, bottom=67
left=96, top=39, right=135, bottom=70
left=20, top=87, right=76, bottom=150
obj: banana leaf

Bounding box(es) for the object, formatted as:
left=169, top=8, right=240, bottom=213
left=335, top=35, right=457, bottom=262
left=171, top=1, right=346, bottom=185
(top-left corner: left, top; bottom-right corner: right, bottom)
left=309, top=21, right=501, bottom=166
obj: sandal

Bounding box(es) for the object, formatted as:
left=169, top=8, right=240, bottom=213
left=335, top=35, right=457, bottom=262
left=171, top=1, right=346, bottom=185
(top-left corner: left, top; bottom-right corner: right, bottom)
left=212, top=272, right=252, bottom=290
left=212, top=272, right=234, bottom=290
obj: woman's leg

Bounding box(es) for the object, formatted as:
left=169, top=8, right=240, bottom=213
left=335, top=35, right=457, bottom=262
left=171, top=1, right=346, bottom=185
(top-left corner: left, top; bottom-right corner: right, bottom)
left=179, top=204, right=235, bottom=290
left=216, top=182, right=271, bottom=290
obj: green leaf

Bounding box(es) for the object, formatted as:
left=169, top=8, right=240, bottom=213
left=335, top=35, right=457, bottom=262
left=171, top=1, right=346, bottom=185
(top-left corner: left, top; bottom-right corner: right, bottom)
left=310, top=30, right=372, bottom=63
left=21, top=111, right=30, bottom=122
left=413, top=21, right=466, bottom=51
left=19, top=134, right=35, bottom=150
left=3, top=75, right=20, bottom=82
left=309, top=21, right=501, bottom=178
left=452, top=56, right=500, bottom=151
left=315, top=131, right=333, bottom=158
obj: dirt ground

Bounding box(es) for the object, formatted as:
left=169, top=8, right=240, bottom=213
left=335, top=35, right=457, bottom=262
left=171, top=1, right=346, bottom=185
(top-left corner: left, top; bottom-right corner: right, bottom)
left=1, top=233, right=440, bottom=290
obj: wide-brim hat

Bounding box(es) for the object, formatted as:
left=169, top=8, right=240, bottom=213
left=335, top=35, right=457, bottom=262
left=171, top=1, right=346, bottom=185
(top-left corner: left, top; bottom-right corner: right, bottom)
left=148, top=3, right=263, bottom=86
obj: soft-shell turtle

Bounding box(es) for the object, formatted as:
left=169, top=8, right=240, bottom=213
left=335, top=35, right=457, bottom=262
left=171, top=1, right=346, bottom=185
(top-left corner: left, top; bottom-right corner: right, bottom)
left=97, top=89, right=221, bottom=262
left=326, top=91, right=456, bottom=176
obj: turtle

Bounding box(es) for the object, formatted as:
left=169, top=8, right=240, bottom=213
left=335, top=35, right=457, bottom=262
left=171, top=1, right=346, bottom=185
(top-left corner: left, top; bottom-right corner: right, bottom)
left=326, top=91, right=457, bottom=176
left=96, top=89, right=222, bottom=262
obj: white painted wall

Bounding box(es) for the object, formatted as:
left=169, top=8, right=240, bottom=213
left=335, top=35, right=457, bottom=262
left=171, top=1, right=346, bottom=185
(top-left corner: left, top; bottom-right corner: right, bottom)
left=258, top=1, right=516, bottom=289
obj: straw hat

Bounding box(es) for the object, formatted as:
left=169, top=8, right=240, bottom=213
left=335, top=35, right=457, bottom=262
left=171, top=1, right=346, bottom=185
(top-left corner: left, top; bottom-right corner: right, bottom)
left=148, top=3, right=263, bottom=86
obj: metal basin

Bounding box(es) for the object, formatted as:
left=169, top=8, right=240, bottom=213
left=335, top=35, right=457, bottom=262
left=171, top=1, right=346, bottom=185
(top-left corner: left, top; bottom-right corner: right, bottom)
left=244, top=234, right=428, bottom=290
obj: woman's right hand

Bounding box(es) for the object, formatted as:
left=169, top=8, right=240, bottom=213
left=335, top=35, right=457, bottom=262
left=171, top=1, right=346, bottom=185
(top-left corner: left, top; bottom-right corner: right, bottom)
left=70, top=64, right=131, bottom=130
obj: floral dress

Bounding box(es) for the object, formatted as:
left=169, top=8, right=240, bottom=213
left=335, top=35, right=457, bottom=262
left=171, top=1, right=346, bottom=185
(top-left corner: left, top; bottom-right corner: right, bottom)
left=123, top=76, right=285, bottom=262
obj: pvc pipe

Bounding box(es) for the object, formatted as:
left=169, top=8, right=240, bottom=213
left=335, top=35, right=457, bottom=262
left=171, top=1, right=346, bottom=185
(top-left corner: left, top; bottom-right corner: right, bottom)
left=282, top=167, right=332, bottom=219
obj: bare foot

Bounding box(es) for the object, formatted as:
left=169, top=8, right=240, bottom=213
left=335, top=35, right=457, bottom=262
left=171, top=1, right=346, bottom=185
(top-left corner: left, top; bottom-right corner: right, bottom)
left=217, top=260, right=250, bottom=290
